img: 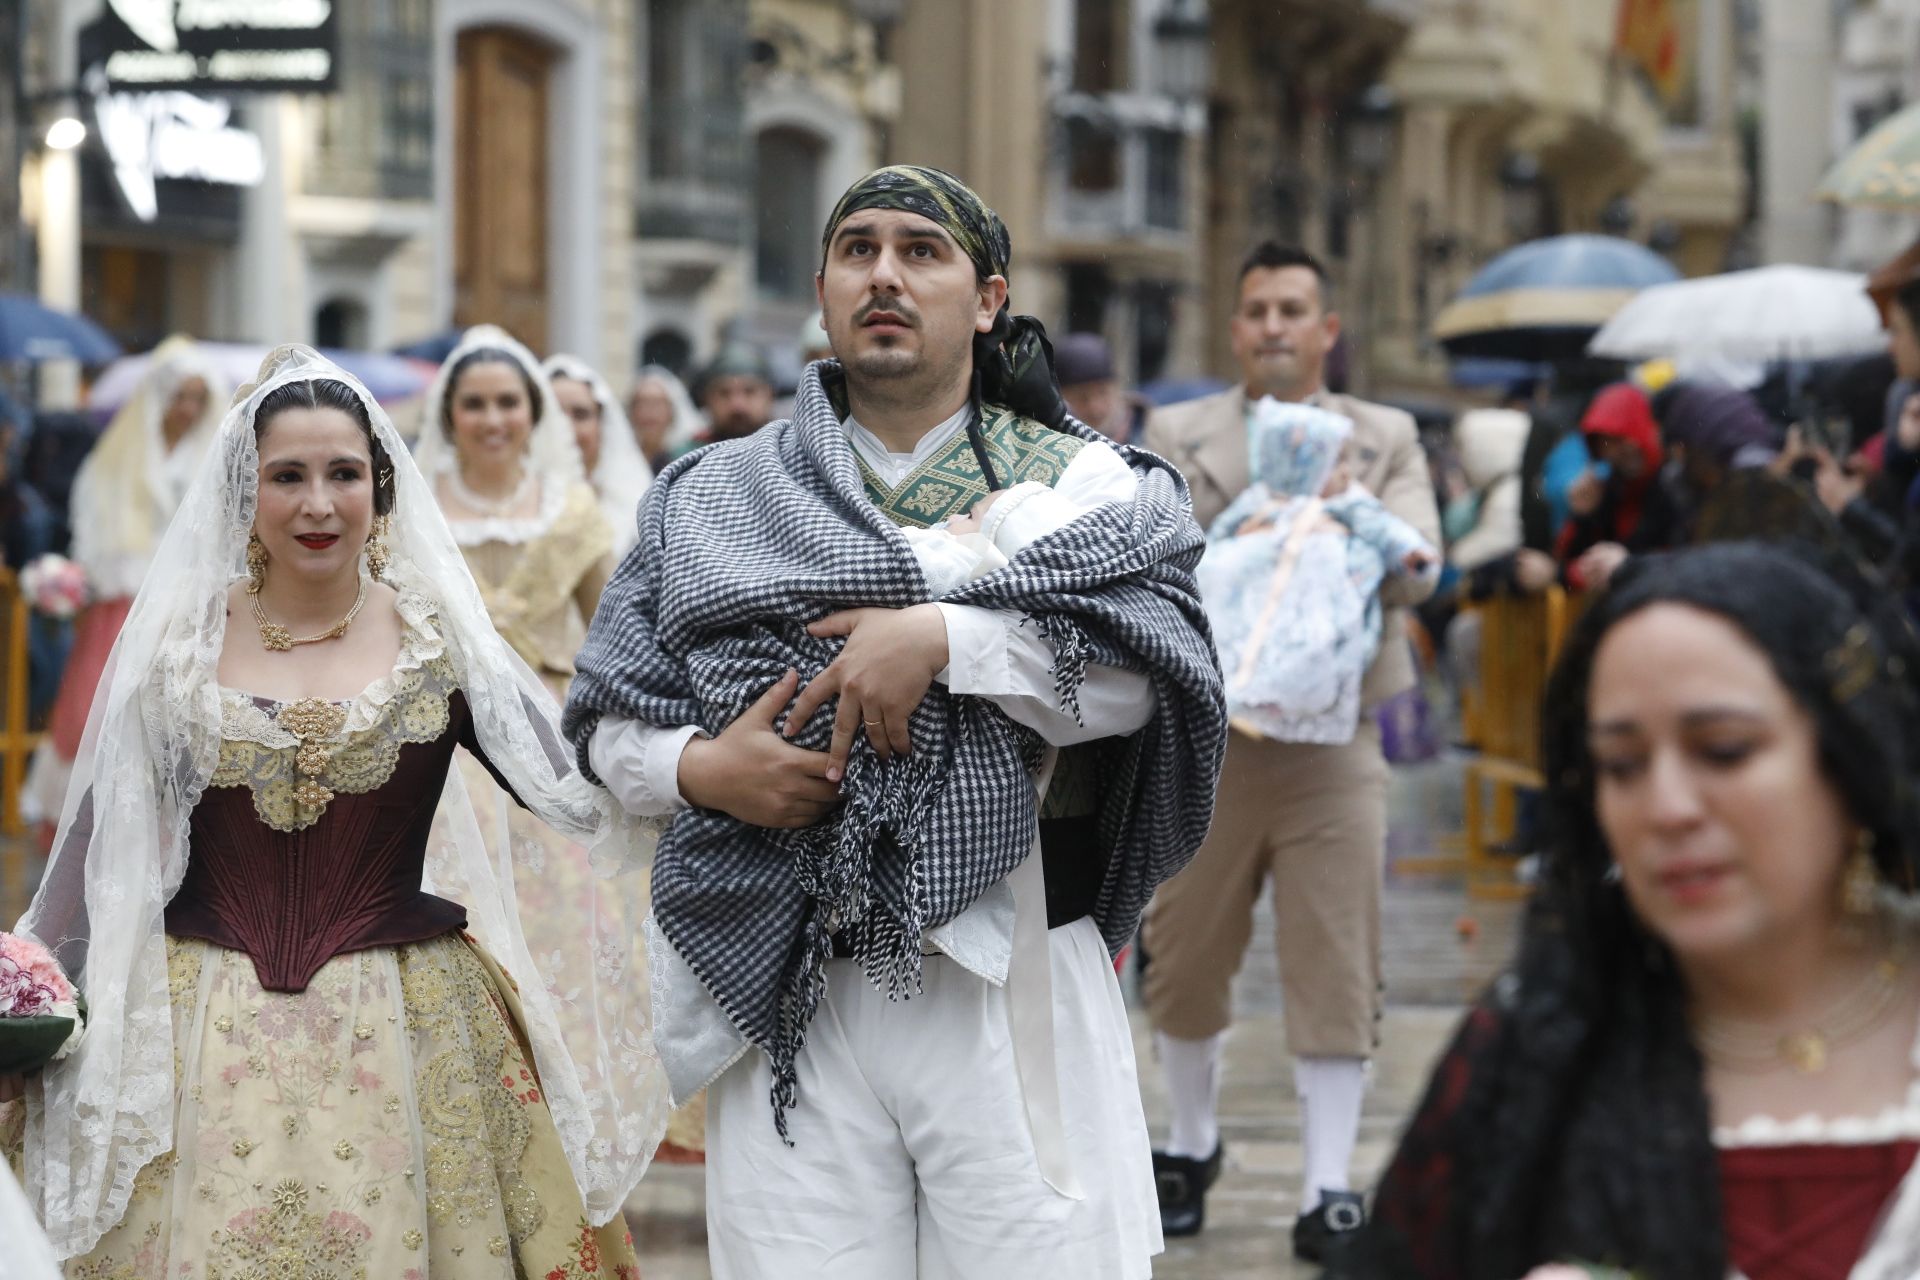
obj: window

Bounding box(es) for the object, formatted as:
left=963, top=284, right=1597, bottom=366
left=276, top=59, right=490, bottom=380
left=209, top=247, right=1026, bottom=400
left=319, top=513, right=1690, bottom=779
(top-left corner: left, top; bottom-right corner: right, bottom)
left=638, top=0, right=748, bottom=242
left=1073, top=0, right=1127, bottom=93
left=754, top=127, right=826, bottom=300
left=1144, top=126, right=1184, bottom=230
left=1065, top=263, right=1112, bottom=335
left=1066, top=117, right=1121, bottom=192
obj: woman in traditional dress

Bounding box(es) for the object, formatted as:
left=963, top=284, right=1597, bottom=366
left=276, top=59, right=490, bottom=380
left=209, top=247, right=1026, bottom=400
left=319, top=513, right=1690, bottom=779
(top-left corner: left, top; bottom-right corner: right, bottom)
left=1, top=346, right=666, bottom=1273
left=1364, top=542, right=1920, bottom=1280
left=418, top=328, right=614, bottom=690
left=544, top=353, right=653, bottom=558
left=625, top=366, right=701, bottom=474
left=22, top=336, right=226, bottom=829
left=424, top=331, right=702, bottom=1162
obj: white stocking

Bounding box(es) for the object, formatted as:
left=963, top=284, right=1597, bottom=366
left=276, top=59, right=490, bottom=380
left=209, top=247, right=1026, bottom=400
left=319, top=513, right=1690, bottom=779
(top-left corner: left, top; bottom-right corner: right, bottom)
left=1156, top=1030, right=1226, bottom=1160
left=1295, top=1055, right=1366, bottom=1212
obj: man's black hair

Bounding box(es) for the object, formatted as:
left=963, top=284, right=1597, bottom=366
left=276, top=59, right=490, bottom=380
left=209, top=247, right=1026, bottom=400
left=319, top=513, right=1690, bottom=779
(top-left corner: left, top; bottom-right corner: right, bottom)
left=1236, top=242, right=1333, bottom=309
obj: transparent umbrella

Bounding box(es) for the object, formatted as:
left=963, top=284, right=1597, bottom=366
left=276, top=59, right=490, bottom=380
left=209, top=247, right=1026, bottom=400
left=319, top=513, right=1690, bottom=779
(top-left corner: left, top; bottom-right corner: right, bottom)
left=1587, top=266, right=1886, bottom=363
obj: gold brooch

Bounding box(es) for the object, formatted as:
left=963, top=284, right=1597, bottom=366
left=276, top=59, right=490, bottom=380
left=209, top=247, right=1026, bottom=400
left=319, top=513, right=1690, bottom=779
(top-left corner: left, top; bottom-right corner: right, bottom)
left=278, top=698, right=348, bottom=818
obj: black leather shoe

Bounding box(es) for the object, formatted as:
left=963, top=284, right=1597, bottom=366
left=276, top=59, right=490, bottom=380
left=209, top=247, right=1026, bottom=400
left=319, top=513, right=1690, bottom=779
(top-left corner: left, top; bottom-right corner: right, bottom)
left=1151, top=1142, right=1224, bottom=1237
left=1292, top=1189, right=1366, bottom=1264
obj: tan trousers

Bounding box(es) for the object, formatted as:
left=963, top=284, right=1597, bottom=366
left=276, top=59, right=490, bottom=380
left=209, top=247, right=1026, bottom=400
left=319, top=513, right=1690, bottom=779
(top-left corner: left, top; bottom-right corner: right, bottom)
left=1143, top=721, right=1387, bottom=1057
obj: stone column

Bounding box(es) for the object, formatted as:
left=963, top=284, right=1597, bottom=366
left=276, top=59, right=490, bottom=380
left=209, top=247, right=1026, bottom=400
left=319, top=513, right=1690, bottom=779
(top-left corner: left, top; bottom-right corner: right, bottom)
left=34, top=146, right=82, bottom=408
left=1759, top=0, right=1835, bottom=265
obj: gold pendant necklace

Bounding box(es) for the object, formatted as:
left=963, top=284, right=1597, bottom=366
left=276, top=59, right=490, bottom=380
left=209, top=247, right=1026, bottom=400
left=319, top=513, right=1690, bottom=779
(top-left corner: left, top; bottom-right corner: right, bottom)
left=249, top=577, right=368, bottom=652
left=1693, top=934, right=1909, bottom=1076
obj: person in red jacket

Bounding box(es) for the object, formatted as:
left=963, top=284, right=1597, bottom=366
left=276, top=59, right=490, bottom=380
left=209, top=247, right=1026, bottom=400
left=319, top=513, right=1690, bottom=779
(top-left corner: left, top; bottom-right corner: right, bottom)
left=1556, top=383, right=1673, bottom=590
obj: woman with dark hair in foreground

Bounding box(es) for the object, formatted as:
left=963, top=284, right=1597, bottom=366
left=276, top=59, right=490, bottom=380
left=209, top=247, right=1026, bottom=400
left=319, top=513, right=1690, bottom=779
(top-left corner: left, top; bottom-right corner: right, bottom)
left=1364, top=542, right=1920, bottom=1280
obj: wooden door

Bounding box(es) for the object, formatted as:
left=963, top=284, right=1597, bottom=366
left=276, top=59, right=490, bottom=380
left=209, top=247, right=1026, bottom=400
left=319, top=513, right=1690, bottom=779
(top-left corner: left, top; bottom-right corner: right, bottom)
left=454, top=28, right=554, bottom=352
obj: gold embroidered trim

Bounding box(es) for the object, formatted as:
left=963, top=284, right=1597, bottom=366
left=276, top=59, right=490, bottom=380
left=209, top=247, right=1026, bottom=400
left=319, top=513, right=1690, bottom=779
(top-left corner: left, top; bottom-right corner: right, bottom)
left=860, top=406, right=1086, bottom=529
left=211, top=594, right=461, bottom=832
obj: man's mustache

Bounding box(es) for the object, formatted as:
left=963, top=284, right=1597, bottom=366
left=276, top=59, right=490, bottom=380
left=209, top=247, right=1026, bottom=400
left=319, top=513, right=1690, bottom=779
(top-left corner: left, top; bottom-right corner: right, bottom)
left=855, top=301, right=920, bottom=327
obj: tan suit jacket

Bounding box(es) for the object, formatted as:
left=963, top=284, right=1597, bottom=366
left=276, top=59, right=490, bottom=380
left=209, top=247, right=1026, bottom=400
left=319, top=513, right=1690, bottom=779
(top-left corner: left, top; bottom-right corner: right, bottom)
left=1145, top=385, right=1441, bottom=708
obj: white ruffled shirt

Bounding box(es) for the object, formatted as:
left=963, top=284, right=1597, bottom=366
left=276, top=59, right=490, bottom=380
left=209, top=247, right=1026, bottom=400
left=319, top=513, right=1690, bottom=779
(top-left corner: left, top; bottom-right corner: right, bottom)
left=589, top=409, right=1154, bottom=1099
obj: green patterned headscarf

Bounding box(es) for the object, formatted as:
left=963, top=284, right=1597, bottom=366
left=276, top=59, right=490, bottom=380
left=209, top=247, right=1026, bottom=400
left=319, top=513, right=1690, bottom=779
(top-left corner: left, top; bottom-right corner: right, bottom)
left=820, top=165, right=1070, bottom=435
left=820, top=164, right=1010, bottom=280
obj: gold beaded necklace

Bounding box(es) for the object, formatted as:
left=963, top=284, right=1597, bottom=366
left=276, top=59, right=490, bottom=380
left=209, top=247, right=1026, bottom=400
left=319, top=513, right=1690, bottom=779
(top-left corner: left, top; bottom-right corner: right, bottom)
left=249, top=577, right=368, bottom=652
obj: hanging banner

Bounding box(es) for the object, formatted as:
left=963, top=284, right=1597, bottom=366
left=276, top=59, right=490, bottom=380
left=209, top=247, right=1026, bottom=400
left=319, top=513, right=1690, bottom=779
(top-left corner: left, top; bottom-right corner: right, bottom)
left=81, top=0, right=339, bottom=93
left=1614, top=0, right=1684, bottom=105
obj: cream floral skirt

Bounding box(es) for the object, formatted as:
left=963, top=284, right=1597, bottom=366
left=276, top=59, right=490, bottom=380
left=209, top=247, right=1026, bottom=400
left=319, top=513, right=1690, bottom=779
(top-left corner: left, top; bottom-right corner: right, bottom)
left=36, top=932, right=640, bottom=1279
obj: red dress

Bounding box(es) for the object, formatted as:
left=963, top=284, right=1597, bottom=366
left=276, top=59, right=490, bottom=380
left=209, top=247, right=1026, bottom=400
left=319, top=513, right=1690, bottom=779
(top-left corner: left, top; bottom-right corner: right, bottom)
left=1720, top=1140, right=1919, bottom=1280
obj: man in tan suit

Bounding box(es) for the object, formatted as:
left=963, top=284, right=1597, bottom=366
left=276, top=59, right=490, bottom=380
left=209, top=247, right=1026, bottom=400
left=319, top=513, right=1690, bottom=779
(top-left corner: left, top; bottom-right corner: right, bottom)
left=1141, top=243, right=1439, bottom=1262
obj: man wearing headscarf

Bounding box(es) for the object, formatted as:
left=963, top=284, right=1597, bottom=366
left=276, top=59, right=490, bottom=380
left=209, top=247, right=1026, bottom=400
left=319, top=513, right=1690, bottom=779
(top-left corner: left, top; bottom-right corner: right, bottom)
left=567, top=165, right=1224, bottom=1278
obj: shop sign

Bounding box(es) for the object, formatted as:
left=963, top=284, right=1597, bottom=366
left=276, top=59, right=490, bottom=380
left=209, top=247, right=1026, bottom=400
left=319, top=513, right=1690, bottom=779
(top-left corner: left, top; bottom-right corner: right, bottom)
left=83, top=0, right=339, bottom=93
left=90, top=73, right=265, bottom=222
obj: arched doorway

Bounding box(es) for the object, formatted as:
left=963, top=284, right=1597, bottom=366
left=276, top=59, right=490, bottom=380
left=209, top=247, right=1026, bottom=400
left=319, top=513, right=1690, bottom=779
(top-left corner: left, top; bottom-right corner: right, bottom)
left=453, top=27, right=556, bottom=351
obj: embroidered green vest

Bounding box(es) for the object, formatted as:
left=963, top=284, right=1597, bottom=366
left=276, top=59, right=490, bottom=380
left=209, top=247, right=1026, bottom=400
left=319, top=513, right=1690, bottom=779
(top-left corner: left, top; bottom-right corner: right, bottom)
left=857, top=404, right=1086, bottom=529
left=857, top=406, right=1101, bottom=822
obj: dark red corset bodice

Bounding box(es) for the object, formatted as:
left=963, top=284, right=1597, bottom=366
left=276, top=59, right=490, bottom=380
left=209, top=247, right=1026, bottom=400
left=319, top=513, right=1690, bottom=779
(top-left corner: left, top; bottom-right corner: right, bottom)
left=165, top=690, right=512, bottom=993
left=1720, top=1139, right=1919, bottom=1280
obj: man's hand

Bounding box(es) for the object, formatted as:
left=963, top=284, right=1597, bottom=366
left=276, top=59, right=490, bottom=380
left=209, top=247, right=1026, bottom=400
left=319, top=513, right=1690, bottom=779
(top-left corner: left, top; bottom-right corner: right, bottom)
left=786, top=604, right=951, bottom=777
left=1513, top=548, right=1558, bottom=593
left=677, top=670, right=841, bottom=828
left=1566, top=470, right=1604, bottom=517
left=1810, top=446, right=1866, bottom=515
left=1575, top=541, right=1629, bottom=590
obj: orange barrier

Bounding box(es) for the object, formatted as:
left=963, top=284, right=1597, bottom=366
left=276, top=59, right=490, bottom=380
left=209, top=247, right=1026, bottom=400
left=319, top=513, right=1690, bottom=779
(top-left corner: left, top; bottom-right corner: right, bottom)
left=0, top=569, right=39, bottom=915
left=1459, top=587, right=1574, bottom=899
left=1400, top=587, right=1578, bottom=898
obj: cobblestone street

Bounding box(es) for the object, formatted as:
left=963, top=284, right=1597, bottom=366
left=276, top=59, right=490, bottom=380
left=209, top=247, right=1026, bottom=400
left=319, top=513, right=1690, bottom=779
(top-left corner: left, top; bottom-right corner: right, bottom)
left=623, top=751, right=1526, bottom=1277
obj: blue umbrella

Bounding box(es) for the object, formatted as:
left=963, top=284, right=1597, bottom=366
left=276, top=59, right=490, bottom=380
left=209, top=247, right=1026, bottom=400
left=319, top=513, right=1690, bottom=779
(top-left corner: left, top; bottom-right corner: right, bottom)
left=0, top=293, right=121, bottom=364
left=1447, top=357, right=1552, bottom=390
left=1433, top=235, right=1681, bottom=361
left=1138, top=377, right=1230, bottom=407
left=391, top=329, right=463, bottom=363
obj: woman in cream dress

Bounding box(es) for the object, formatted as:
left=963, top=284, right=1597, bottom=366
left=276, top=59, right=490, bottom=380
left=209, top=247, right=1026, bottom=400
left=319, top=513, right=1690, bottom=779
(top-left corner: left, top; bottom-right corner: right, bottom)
left=23, top=336, right=227, bottom=830
left=421, top=330, right=704, bottom=1160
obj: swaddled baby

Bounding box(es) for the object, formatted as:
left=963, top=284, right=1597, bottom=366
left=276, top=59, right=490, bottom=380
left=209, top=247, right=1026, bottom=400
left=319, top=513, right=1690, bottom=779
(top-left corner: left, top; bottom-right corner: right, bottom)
left=1200, top=399, right=1438, bottom=743
left=902, top=481, right=1082, bottom=596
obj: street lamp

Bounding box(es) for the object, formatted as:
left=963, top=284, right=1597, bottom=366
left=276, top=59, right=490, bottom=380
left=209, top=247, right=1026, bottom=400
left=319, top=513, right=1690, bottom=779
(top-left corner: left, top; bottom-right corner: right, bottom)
left=1499, top=151, right=1545, bottom=243
left=1151, top=0, right=1211, bottom=103
left=44, top=116, right=85, bottom=151
left=1344, top=83, right=1399, bottom=182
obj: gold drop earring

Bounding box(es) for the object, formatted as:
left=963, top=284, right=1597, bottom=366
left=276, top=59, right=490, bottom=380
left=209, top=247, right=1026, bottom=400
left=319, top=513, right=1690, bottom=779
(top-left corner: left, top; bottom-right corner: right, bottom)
left=246, top=533, right=268, bottom=594
left=1845, top=830, right=1880, bottom=918
left=365, top=514, right=391, bottom=581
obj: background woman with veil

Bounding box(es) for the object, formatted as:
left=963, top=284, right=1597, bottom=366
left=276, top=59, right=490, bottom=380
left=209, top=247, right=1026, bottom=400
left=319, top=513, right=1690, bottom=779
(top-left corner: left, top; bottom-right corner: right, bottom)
left=420, top=329, right=682, bottom=1167
left=545, top=353, right=653, bottom=558
left=625, top=365, right=702, bottom=473
left=22, top=336, right=226, bottom=834
left=0, top=347, right=666, bottom=1273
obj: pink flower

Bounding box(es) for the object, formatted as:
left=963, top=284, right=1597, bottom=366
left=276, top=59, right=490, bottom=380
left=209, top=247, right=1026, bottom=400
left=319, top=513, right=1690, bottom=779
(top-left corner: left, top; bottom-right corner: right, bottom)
left=0, top=933, right=76, bottom=1009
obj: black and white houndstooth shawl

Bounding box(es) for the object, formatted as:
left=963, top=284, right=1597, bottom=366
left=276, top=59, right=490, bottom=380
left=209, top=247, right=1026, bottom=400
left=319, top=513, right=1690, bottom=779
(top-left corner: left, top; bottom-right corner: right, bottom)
left=564, top=363, right=1225, bottom=1134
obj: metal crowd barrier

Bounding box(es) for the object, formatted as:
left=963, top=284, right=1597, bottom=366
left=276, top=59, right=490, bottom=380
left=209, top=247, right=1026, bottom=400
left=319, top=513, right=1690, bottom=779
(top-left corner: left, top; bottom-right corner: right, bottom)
left=1401, top=586, right=1577, bottom=900
left=0, top=569, right=40, bottom=916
